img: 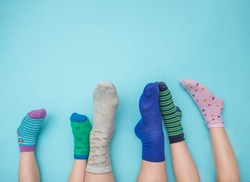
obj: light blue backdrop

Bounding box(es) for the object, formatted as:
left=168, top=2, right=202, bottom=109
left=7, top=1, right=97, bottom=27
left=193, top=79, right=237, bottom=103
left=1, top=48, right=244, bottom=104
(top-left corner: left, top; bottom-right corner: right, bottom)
left=0, top=1, right=250, bottom=181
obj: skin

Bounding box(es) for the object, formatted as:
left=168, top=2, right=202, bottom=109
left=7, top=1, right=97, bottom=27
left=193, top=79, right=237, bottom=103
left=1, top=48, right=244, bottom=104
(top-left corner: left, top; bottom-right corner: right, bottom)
left=209, top=128, right=240, bottom=182
left=171, top=141, right=200, bottom=182
left=68, top=160, right=87, bottom=182
left=137, top=160, right=167, bottom=182
left=85, top=172, right=115, bottom=182
left=19, top=152, right=40, bottom=182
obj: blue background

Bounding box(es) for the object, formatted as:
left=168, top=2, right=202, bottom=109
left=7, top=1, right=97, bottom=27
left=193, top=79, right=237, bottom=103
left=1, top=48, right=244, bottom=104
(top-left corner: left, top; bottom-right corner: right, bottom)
left=0, top=1, right=250, bottom=181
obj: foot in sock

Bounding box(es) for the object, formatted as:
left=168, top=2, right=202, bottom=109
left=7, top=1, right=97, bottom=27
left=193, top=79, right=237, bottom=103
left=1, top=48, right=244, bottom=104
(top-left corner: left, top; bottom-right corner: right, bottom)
left=86, top=82, right=119, bottom=174
left=180, top=78, right=224, bottom=128
left=70, top=113, right=92, bottom=159
left=158, top=82, right=185, bottom=144
left=135, top=82, right=165, bottom=162
left=17, top=109, right=46, bottom=152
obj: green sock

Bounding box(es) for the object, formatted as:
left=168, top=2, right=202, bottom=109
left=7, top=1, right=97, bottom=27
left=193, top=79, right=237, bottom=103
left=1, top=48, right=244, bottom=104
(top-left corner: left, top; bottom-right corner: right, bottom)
left=70, top=113, right=92, bottom=159
left=158, top=82, right=185, bottom=143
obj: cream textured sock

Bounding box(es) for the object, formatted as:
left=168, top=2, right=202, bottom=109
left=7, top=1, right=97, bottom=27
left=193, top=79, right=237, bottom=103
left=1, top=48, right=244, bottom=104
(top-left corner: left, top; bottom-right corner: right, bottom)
left=86, top=82, right=119, bottom=174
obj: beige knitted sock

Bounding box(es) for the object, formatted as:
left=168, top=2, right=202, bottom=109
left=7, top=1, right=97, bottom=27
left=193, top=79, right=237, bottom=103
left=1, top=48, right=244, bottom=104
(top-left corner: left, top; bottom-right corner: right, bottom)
left=86, top=82, right=119, bottom=174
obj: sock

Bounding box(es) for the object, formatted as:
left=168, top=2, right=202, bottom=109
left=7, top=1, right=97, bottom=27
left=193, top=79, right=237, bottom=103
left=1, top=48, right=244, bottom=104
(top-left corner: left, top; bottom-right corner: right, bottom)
left=86, top=82, right=119, bottom=174
left=17, top=109, right=46, bottom=152
left=70, top=113, right=92, bottom=159
left=135, top=82, right=165, bottom=162
left=158, top=82, right=185, bottom=144
left=180, top=78, right=224, bottom=128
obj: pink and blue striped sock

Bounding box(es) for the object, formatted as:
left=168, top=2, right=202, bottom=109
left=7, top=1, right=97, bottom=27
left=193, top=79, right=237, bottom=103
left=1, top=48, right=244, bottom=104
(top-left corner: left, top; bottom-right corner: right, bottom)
left=17, top=109, right=46, bottom=152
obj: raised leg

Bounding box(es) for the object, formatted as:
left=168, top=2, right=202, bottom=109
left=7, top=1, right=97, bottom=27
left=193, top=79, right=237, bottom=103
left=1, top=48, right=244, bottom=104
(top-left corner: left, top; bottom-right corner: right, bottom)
left=85, top=82, right=119, bottom=182
left=135, top=83, right=167, bottom=182
left=69, top=113, right=92, bottom=182
left=210, top=128, right=240, bottom=181
left=158, top=82, right=199, bottom=182
left=19, top=152, right=40, bottom=182
left=17, top=109, right=46, bottom=182
left=181, top=78, right=240, bottom=181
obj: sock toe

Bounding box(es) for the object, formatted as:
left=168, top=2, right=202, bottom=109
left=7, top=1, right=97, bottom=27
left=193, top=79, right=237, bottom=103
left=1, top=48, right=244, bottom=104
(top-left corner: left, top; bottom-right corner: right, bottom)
left=180, top=79, right=187, bottom=88
left=94, top=82, right=119, bottom=109
left=96, top=82, right=116, bottom=92
left=70, top=113, right=88, bottom=122
left=140, top=83, right=159, bottom=111
left=139, top=83, right=161, bottom=125
left=143, top=83, right=159, bottom=97
left=158, top=82, right=168, bottom=91
left=28, top=109, right=46, bottom=119
left=180, top=78, right=194, bottom=88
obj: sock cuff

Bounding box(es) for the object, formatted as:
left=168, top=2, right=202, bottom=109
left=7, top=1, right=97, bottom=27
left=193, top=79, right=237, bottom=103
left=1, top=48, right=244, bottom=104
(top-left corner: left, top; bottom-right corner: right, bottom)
left=207, top=121, right=224, bottom=128
left=74, top=154, right=89, bottom=160
left=142, top=155, right=165, bottom=162
left=86, top=165, right=112, bottom=174
left=19, top=145, right=36, bottom=152
left=169, top=133, right=185, bottom=144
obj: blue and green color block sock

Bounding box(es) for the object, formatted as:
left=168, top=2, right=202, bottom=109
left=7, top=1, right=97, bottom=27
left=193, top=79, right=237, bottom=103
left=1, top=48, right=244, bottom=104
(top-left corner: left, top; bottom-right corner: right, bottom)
left=158, top=82, right=185, bottom=144
left=70, top=113, right=92, bottom=160
left=17, top=109, right=46, bottom=152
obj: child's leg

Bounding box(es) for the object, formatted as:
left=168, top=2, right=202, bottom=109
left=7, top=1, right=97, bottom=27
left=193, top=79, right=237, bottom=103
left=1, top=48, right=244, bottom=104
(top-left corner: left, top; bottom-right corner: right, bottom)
left=17, top=109, right=46, bottom=182
left=135, top=83, right=167, bottom=182
left=68, top=113, right=92, bottom=182
left=158, top=82, right=199, bottom=182
left=85, top=82, right=119, bottom=182
left=181, top=78, right=240, bottom=181
left=210, top=128, right=240, bottom=181
left=137, top=161, right=167, bottom=182
left=19, top=152, right=40, bottom=182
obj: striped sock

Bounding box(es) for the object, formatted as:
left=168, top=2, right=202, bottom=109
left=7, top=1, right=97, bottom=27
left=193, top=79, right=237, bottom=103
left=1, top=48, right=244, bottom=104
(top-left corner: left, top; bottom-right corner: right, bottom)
left=70, top=113, right=92, bottom=160
left=158, top=82, right=185, bottom=144
left=17, top=109, right=46, bottom=152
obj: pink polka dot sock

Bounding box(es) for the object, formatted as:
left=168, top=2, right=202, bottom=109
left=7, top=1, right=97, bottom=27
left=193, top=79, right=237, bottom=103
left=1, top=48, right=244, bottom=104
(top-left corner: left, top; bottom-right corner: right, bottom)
left=180, top=78, right=224, bottom=128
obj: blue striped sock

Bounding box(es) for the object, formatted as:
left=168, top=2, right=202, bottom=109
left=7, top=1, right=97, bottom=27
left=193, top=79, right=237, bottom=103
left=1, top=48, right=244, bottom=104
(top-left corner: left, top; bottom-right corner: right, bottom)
left=17, top=109, right=46, bottom=152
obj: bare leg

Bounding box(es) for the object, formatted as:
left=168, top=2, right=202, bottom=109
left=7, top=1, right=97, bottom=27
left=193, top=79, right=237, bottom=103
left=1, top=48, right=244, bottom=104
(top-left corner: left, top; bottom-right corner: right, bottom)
left=19, top=152, right=40, bottom=182
left=137, top=161, right=167, bottom=182
left=17, top=109, right=46, bottom=182
left=210, top=128, right=240, bottom=182
left=68, top=160, right=87, bottom=182
left=158, top=82, right=199, bottom=181
left=68, top=113, right=92, bottom=182
left=85, top=172, right=115, bottom=182
left=171, top=141, right=199, bottom=182
left=135, top=83, right=167, bottom=182
left=180, top=78, right=240, bottom=181
left=85, top=82, right=118, bottom=182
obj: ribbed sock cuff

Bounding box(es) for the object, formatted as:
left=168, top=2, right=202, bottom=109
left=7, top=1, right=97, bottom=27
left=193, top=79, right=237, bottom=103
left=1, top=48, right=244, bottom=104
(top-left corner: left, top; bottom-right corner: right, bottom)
left=169, top=133, right=185, bottom=144
left=19, top=145, right=36, bottom=152
left=74, top=154, right=88, bottom=160
left=86, top=165, right=112, bottom=174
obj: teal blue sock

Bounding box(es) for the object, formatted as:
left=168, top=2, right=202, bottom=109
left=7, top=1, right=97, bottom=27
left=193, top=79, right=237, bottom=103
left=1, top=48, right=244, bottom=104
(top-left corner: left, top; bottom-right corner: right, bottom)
left=17, top=109, right=46, bottom=152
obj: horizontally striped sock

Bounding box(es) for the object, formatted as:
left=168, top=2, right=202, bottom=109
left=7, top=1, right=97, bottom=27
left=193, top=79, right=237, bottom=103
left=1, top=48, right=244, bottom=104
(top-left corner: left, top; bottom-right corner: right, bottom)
left=158, top=82, right=185, bottom=144
left=70, top=113, right=92, bottom=159
left=17, top=109, right=46, bottom=152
